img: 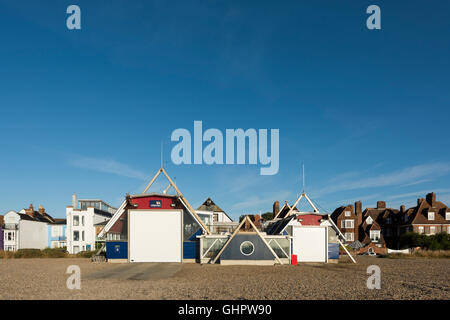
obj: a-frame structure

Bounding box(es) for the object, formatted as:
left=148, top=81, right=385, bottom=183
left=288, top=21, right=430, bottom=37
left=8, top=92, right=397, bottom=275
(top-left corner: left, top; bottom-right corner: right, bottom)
left=272, top=165, right=356, bottom=264
left=98, top=167, right=210, bottom=238
left=211, top=216, right=283, bottom=265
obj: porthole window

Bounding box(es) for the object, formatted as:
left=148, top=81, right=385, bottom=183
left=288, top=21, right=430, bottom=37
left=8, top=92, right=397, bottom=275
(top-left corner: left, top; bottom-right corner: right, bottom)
left=240, top=241, right=255, bottom=256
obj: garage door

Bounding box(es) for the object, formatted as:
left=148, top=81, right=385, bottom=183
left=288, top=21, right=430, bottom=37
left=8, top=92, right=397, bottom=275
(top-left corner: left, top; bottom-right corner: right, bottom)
left=129, top=210, right=182, bottom=262
left=292, top=227, right=327, bottom=262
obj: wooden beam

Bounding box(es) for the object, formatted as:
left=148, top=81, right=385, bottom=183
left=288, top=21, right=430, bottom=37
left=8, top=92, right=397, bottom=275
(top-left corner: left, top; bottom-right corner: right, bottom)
left=142, top=167, right=163, bottom=193
left=161, top=167, right=211, bottom=234
left=211, top=216, right=248, bottom=264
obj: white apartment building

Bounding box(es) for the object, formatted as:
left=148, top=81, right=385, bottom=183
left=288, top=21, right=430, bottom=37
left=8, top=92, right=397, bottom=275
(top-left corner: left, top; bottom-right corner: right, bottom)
left=66, top=197, right=115, bottom=254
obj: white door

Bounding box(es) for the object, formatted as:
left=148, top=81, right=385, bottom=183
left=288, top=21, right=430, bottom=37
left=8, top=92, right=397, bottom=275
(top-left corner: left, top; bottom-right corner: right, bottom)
left=129, top=210, right=182, bottom=263
left=292, top=227, right=327, bottom=262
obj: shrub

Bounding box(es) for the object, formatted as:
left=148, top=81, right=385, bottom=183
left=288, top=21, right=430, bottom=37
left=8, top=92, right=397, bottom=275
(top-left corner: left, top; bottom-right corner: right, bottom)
left=42, top=248, right=68, bottom=258
left=400, top=232, right=450, bottom=250
left=13, top=249, right=43, bottom=258
left=76, top=250, right=96, bottom=258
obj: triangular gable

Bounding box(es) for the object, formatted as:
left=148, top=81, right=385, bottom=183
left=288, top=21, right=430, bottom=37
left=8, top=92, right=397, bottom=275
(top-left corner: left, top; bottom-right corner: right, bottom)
left=99, top=167, right=211, bottom=238
left=212, top=216, right=283, bottom=264
left=274, top=192, right=320, bottom=219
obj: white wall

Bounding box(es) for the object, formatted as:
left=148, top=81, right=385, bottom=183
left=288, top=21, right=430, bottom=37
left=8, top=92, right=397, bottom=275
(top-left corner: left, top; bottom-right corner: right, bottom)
left=66, top=207, right=110, bottom=253
left=129, top=209, right=182, bottom=263
left=19, top=220, right=48, bottom=250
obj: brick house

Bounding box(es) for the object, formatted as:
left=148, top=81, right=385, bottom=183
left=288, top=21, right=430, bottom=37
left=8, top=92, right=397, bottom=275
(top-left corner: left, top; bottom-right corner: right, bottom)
left=400, top=192, right=450, bottom=236
left=331, top=201, right=362, bottom=243
left=332, top=200, right=400, bottom=249
left=359, top=201, right=400, bottom=249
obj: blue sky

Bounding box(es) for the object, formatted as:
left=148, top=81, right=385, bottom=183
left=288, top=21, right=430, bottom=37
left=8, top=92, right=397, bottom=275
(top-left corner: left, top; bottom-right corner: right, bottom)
left=0, top=0, right=449, bottom=219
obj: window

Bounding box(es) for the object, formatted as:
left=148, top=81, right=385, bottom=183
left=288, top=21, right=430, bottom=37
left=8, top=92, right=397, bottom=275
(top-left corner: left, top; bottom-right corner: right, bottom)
left=429, top=226, right=436, bottom=235
left=447, top=226, right=450, bottom=234
left=428, top=212, right=435, bottom=221
left=240, top=241, right=255, bottom=256
left=418, top=226, right=424, bottom=234
left=82, top=231, right=85, bottom=241
left=73, top=215, right=79, bottom=226
left=344, top=232, right=354, bottom=241
left=73, top=231, right=79, bottom=241
left=213, top=213, right=219, bottom=222
left=344, top=211, right=351, bottom=217
left=51, top=226, right=60, bottom=237
left=370, top=230, right=381, bottom=242
left=341, top=219, right=354, bottom=228
left=446, top=212, right=450, bottom=220
left=366, top=216, right=373, bottom=225
left=81, top=216, right=85, bottom=226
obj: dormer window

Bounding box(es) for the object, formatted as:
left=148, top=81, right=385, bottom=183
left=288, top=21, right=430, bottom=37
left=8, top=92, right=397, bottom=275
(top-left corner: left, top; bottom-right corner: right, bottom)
left=366, top=216, right=373, bottom=225
left=446, top=212, right=450, bottom=220
left=428, top=211, right=435, bottom=221
left=370, top=230, right=380, bottom=242
left=344, top=211, right=351, bottom=217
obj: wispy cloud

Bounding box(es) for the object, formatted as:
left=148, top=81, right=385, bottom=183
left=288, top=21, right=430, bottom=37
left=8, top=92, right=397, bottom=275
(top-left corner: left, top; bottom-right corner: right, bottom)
left=386, top=189, right=450, bottom=201
left=68, top=155, right=149, bottom=181
left=314, top=162, right=450, bottom=196
left=231, top=190, right=292, bottom=212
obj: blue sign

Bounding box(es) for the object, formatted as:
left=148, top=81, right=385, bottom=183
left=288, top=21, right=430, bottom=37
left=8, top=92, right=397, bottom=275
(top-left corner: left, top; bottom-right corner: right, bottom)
left=149, top=200, right=162, bottom=208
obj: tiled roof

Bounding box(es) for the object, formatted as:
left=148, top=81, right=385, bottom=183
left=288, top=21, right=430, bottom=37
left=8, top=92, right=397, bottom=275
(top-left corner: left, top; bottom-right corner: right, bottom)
left=197, top=197, right=225, bottom=213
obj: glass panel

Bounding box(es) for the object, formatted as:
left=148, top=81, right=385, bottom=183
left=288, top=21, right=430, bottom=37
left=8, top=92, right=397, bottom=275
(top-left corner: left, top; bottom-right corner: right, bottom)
left=267, top=237, right=290, bottom=258
left=200, top=237, right=227, bottom=259
left=184, top=210, right=201, bottom=242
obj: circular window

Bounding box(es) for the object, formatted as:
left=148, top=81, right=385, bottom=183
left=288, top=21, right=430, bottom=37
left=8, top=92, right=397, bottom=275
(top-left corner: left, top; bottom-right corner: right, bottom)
left=240, top=241, right=255, bottom=256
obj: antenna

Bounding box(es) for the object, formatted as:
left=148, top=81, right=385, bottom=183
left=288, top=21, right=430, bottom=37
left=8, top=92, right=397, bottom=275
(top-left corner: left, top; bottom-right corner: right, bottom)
left=160, top=141, right=163, bottom=168
left=302, top=163, right=305, bottom=193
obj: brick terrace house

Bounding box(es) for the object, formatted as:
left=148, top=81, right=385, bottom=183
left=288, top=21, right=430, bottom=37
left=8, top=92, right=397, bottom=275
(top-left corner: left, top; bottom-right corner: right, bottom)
left=331, top=201, right=363, bottom=243
left=359, top=201, right=400, bottom=249
left=332, top=200, right=401, bottom=249
left=0, top=215, right=4, bottom=250
left=400, top=192, right=450, bottom=236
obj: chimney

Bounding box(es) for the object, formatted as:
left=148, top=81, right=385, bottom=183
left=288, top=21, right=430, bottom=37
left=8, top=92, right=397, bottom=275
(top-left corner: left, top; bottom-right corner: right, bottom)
left=400, top=205, right=405, bottom=213
left=38, top=205, right=45, bottom=215
left=377, top=201, right=386, bottom=209
left=273, top=201, right=280, bottom=216
left=254, top=215, right=262, bottom=228
left=426, top=192, right=436, bottom=206
left=355, top=201, right=362, bottom=216
left=25, top=204, right=34, bottom=217
left=72, top=193, right=77, bottom=209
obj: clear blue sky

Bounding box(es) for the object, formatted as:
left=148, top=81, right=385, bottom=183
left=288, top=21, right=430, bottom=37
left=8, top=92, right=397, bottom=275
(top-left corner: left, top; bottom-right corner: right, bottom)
left=0, top=0, right=449, bottom=219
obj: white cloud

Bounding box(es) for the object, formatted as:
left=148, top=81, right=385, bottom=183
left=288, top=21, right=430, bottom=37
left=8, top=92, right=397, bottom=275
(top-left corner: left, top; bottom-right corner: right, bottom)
left=314, top=162, right=450, bottom=196
left=68, top=155, right=149, bottom=181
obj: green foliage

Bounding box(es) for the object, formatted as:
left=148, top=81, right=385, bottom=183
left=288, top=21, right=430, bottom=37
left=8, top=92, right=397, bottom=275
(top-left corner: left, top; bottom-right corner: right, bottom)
left=76, top=250, right=96, bottom=258
left=400, top=232, right=450, bottom=250
left=42, top=248, right=68, bottom=258
left=239, top=212, right=273, bottom=222
left=13, top=249, right=43, bottom=258
left=261, top=212, right=274, bottom=221
left=239, top=215, right=255, bottom=222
